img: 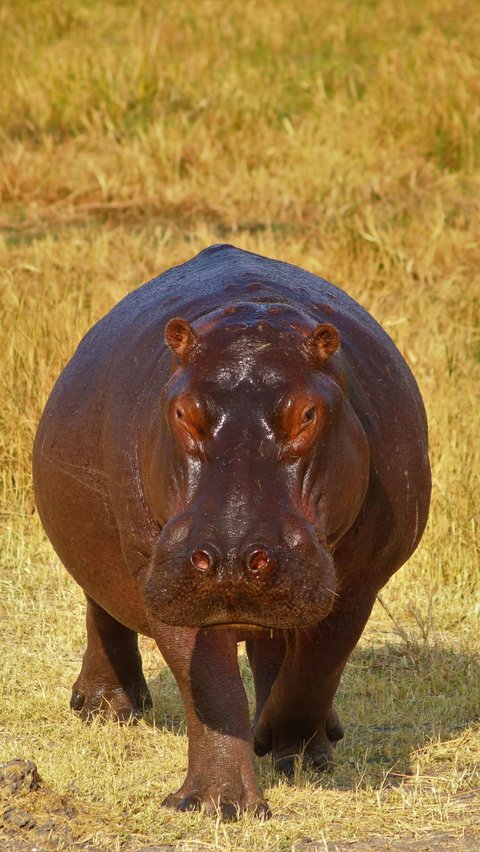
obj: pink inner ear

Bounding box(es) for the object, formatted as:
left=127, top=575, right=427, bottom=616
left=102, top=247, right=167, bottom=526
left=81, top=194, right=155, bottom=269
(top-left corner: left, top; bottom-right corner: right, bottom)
left=165, top=318, right=198, bottom=360
left=302, top=323, right=340, bottom=364
left=315, top=325, right=340, bottom=355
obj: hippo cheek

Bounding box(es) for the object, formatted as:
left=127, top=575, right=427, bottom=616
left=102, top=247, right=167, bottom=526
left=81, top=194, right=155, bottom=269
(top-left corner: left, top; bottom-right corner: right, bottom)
left=140, top=534, right=337, bottom=631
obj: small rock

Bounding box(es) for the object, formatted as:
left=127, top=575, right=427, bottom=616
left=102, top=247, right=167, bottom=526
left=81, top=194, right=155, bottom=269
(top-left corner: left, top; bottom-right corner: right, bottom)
left=0, top=759, right=42, bottom=795
left=3, top=805, right=37, bottom=830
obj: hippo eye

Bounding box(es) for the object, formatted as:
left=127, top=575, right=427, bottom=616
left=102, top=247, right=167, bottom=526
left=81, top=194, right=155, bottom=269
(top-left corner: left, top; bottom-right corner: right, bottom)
left=302, top=406, right=316, bottom=425
left=176, top=408, right=184, bottom=419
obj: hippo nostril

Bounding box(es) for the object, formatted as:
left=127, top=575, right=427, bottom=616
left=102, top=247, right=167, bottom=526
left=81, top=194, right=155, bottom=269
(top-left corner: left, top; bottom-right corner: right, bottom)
left=191, top=549, right=213, bottom=573
left=246, top=547, right=273, bottom=579
left=250, top=550, right=269, bottom=572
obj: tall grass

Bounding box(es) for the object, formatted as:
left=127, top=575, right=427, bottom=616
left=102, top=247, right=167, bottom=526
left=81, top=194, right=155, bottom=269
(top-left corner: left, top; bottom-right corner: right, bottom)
left=1, top=1, right=479, bottom=848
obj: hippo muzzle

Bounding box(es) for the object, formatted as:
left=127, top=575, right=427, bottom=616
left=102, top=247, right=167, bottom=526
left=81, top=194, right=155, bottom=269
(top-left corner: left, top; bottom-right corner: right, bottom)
left=142, top=505, right=337, bottom=629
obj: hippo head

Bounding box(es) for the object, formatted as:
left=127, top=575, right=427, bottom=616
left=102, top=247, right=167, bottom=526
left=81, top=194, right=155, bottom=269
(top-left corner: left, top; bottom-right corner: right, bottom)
left=142, top=303, right=369, bottom=630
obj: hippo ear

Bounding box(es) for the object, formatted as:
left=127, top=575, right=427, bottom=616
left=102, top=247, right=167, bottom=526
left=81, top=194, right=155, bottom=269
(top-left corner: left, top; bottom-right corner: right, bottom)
left=165, top=317, right=198, bottom=361
left=301, top=323, right=340, bottom=365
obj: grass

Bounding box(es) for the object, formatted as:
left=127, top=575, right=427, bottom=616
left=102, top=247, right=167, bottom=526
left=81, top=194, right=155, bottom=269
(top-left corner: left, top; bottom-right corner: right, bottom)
left=0, top=0, right=479, bottom=848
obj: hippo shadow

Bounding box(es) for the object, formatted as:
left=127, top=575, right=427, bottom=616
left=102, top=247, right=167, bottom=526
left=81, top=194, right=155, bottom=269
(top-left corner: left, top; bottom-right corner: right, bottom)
left=287, top=636, right=478, bottom=792
left=145, top=634, right=479, bottom=792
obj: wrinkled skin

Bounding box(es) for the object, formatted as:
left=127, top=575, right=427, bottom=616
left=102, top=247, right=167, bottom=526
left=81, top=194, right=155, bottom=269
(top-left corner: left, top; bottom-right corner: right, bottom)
left=33, top=245, right=431, bottom=819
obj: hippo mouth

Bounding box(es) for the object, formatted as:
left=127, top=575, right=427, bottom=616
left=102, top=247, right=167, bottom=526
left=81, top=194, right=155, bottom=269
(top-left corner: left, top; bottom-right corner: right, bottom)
left=200, top=621, right=280, bottom=634
left=199, top=622, right=284, bottom=642
left=142, top=566, right=336, bottom=631
left=202, top=621, right=270, bottom=630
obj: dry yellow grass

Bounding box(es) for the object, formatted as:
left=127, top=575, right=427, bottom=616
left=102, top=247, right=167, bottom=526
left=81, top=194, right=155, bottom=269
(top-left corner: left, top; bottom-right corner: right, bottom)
left=1, top=0, right=479, bottom=849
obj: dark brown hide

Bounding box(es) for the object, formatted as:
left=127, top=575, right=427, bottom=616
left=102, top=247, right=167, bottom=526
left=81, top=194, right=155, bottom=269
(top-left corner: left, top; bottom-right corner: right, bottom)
left=33, top=245, right=431, bottom=819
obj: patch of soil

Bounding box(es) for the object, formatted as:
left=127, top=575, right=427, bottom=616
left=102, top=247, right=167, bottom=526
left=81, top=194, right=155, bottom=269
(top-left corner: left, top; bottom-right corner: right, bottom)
left=0, top=758, right=108, bottom=850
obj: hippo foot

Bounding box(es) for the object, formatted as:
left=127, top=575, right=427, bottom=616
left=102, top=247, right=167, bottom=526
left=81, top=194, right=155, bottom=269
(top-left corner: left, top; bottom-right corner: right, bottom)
left=162, top=785, right=271, bottom=821
left=70, top=679, right=153, bottom=723
left=253, top=707, right=344, bottom=776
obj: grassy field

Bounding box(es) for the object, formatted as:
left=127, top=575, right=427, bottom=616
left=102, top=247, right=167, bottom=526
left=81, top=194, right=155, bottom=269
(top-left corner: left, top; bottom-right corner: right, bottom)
left=1, top=0, right=479, bottom=848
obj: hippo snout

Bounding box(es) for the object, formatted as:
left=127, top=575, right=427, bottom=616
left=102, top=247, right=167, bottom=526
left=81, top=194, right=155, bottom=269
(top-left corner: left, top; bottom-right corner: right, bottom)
left=141, top=513, right=336, bottom=630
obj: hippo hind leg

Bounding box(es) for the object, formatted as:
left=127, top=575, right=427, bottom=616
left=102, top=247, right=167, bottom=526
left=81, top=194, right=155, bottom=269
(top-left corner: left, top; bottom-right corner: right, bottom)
left=246, top=634, right=286, bottom=753
left=71, top=596, right=152, bottom=722
left=247, top=634, right=344, bottom=771
left=252, top=585, right=376, bottom=776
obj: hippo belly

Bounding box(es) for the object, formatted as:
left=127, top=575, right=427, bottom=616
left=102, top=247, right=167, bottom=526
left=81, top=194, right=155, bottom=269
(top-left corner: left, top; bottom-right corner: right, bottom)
left=33, top=244, right=430, bottom=819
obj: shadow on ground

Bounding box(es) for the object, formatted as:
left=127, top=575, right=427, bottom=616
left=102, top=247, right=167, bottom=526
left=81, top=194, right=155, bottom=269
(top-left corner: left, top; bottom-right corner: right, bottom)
left=146, top=636, right=479, bottom=794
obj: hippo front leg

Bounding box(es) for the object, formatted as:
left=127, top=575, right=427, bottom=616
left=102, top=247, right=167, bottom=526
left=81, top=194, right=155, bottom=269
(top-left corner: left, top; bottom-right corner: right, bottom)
left=252, top=585, right=377, bottom=774
left=71, top=596, right=153, bottom=722
left=152, top=624, right=270, bottom=820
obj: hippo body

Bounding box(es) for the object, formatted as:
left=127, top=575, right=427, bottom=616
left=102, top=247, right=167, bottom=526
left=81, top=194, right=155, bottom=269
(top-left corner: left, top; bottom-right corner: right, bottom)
left=33, top=245, right=430, bottom=818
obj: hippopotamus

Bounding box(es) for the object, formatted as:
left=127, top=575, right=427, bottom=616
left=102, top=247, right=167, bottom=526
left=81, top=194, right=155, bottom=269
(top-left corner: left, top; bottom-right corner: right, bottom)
left=32, top=244, right=431, bottom=819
